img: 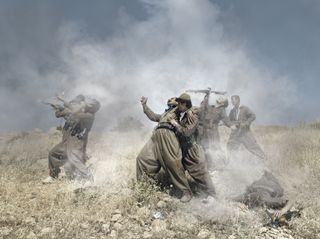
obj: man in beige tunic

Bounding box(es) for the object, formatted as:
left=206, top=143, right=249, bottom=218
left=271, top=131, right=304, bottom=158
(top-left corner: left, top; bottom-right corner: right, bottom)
left=198, top=97, right=231, bottom=149
left=197, top=96, right=235, bottom=170
left=136, top=96, right=192, bottom=202
left=43, top=95, right=100, bottom=183
left=170, top=93, right=216, bottom=197
left=227, top=95, right=266, bottom=160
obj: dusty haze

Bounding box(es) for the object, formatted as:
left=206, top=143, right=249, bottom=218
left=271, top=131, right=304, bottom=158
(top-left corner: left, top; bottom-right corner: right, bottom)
left=0, top=0, right=299, bottom=133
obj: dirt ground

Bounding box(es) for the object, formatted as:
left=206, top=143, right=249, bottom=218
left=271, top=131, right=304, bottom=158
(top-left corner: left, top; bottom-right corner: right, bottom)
left=1, top=125, right=320, bottom=239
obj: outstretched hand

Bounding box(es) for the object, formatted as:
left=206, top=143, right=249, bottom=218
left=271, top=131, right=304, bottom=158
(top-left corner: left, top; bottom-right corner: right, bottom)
left=55, top=93, right=67, bottom=104
left=140, top=96, right=148, bottom=105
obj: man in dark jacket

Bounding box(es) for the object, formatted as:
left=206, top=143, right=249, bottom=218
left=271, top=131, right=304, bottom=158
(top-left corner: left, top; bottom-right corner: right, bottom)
left=227, top=95, right=266, bottom=160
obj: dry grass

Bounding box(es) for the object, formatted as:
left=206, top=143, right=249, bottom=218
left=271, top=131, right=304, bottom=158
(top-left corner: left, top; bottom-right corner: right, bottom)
left=0, top=126, right=320, bottom=238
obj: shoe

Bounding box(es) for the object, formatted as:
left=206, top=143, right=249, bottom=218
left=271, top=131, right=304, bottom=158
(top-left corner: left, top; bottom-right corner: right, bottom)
left=42, top=176, right=56, bottom=184
left=180, top=191, right=192, bottom=203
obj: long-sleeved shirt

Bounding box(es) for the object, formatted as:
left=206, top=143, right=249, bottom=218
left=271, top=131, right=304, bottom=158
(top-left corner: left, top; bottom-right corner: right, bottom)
left=203, top=105, right=232, bottom=128
left=143, top=104, right=178, bottom=123
left=229, top=105, right=256, bottom=128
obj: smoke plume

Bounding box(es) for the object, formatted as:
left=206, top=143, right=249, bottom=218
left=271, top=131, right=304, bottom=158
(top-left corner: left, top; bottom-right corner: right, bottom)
left=0, top=0, right=297, bottom=133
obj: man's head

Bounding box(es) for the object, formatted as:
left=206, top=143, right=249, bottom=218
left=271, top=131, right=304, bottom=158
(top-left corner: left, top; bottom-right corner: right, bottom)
left=231, top=95, right=240, bottom=107
left=216, top=96, right=229, bottom=108
left=176, top=93, right=192, bottom=112
left=85, top=98, right=101, bottom=114
left=72, top=94, right=86, bottom=103
left=167, top=97, right=178, bottom=108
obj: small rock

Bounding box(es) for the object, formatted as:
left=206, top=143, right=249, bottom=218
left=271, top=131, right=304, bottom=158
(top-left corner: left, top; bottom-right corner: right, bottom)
left=29, top=192, right=37, bottom=199
left=282, top=228, right=291, bottom=234
left=1, top=227, right=12, bottom=236
left=270, top=228, right=279, bottom=233
left=113, top=222, right=122, bottom=230
left=110, top=230, right=117, bottom=238
left=259, top=227, right=268, bottom=234
left=7, top=215, right=16, bottom=221
left=166, top=230, right=176, bottom=238
left=111, top=214, right=122, bottom=222
left=162, top=197, right=173, bottom=203
left=152, top=211, right=164, bottom=220
left=41, top=227, right=54, bottom=235
left=102, top=223, right=110, bottom=232
left=143, top=231, right=153, bottom=239
left=197, top=229, right=211, bottom=239
left=26, top=231, right=37, bottom=239
left=228, top=235, right=236, bottom=239
left=80, top=223, right=90, bottom=229
left=113, top=209, right=121, bottom=214
left=137, top=207, right=151, bottom=219
left=60, top=228, right=66, bottom=233
left=176, top=232, right=188, bottom=238
left=25, top=217, right=36, bottom=225
left=96, top=218, right=105, bottom=223
left=209, top=235, right=216, bottom=239
left=151, top=219, right=167, bottom=232
left=156, top=201, right=166, bottom=208
left=267, top=234, right=277, bottom=239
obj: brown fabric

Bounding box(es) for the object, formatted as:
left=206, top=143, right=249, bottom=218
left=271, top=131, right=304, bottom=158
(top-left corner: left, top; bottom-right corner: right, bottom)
left=152, top=128, right=190, bottom=193
left=136, top=105, right=191, bottom=193
left=244, top=191, right=287, bottom=209
left=49, top=130, right=91, bottom=180
left=227, top=105, right=266, bottom=160
left=136, top=139, right=160, bottom=181
left=142, top=104, right=162, bottom=122
left=236, top=171, right=286, bottom=209
left=183, top=144, right=216, bottom=196
left=177, top=108, right=216, bottom=196
left=227, top=130, right=266, bottom=159
left=48, top=100, right=96, bottom=180
left=199, top=106, right=231, bottom=150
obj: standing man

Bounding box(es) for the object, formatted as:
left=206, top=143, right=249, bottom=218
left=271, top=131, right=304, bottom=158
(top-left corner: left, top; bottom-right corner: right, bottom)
left=170, top=93, right=216, bottom=197
left=42, top=95, right=100, bottom=183
left=197, top=96, right=235, bottom=170
left=136, top=96, right=193, bottom=202
left=227, top=95, right=266, bottom=160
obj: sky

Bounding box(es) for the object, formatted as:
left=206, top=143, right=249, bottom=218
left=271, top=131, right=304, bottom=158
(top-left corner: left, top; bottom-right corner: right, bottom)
left=0, top=0, right=319, bottom=133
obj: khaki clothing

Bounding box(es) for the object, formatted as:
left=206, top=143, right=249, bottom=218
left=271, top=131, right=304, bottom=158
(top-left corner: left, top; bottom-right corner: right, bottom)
left=183, top=144, right=216, bottom=196
left=176, top=108, right=216, bottom=196
left=49, top=109, right=95, bottom=180
left=49, top=131, right=91, bottom=179
left=196, top=105, right=231, bottom=170
left=198, top=106, right=231, bottom=150
left=227, top=106, right=266, bottom=159
left=136, top=105, right=191, bottom=193
left=152, top=128, right=190, bottom=192
left=136, top=139, right=159, bottom=181
left=235, top=171, right=286, bottom=209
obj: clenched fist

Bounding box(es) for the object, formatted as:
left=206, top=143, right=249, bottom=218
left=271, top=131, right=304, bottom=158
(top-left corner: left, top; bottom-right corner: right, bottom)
left=140, top=96, right=148, bottom=105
